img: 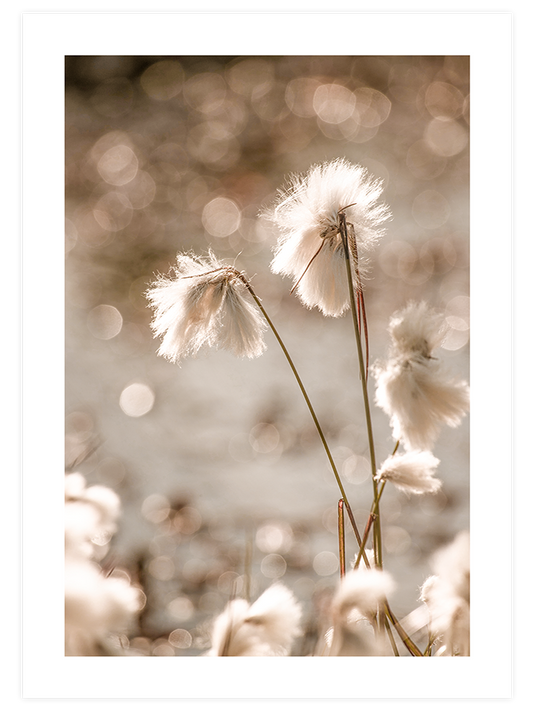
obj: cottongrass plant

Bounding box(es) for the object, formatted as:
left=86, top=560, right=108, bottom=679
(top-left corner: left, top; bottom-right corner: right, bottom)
left=141, top=157, right=470, bottom=657
left=420, top=531, right=470, bottom=656
left=146, top=252, right=267, bottom=363
left=147, top=249, right=366, bottom=553
left=375, top=450, right=442, bottom=496
left=65, top=473, right=143, bottom=655
left=266, top=158, right=390, bottom=317
left=373, top=301, right=470, bottom=451
left=206, top=583, right=302, bottom=656
left=322, top=568, right=396, bottom=656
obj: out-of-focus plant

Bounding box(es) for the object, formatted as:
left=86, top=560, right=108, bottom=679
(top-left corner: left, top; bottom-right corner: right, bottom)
left=419, top=530, right=470, bottom=656
left=65, top=472, right=145, bottom=655
left=144, top=158, right=470, bottom=656
left=205, top=582, right=302, bottom=657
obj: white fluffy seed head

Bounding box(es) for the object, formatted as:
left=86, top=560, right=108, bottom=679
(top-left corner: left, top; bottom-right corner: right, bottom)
left=206, top=583, right=302, bottom=657
left=146, top=252, right=267, bottom=363
left=373, top=301, right=469, bottom=451
left=64, top=475, right=143, bottom=656
left=419, top=531, right=470, bottom=656
left=376, top=450, right=442, bottom=496
left=332, top=567, right=396, bottom=620
left=388, top=301, right=447, bottom=357
left=266, top=159, right=390, bottom=317
left=324, top=568, right=395, bottom=656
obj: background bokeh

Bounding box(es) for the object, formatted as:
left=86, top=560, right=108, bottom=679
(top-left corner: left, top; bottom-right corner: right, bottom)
left=65, top=55, right=469, bottom=656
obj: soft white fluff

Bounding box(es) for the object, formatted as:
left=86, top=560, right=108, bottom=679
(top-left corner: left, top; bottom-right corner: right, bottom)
left=206, top=583, right=302, bottom=656
left=146, top=252, right=267, bottom=363
left=420, top=531, right=470, bottom=656
left=324, top=568, right=395, bottom=656
left=331, top=567, right=396, bottom=619
left=65, top=473, right=121, bottom=559
left=376, top=450, right=441, bottom=495
left=65, top=560, right=142, bottom=656
left=373, top=301, right=470, bottom=451
left=65, top=474, right=142, bottom=655
left=266, top=159, right=390, bottom=316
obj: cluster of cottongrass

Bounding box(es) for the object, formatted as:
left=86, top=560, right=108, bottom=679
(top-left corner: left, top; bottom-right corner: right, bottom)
left=67, top=159, right=470, bottom=657
left=65, top=473, right=144, bottom=655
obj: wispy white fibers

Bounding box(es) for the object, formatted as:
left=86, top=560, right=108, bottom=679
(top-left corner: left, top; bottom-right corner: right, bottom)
left=324, top=567, right=395, bottom=656
left=376, top=450, right=441, bottom=495
left=420, top=531, right=470, bottom=656
left=65, top=472, right=121, bottom=560
left=373, top=301, right=470, bottom=450
left=146, top=252, right=267, bottom=363
left=206, top=583, right=302, bottom=656
left=266, top=159, right=390, bottom=316
left=65, top=473, right=143, bottom=655
left=65, top=559, right=142, bottom=656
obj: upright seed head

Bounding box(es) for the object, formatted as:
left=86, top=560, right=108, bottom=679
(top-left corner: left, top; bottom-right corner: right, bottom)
left=264, top=158, right=390, bottom=317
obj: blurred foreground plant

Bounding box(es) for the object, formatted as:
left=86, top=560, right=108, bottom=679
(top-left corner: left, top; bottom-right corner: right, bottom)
left=141, top=158, right=470, bottom=656
left=206, top=582, right=302, bottom=656
left=65, top=473, right=144, bottom=655
left=419, top=530, right=470, bottom=656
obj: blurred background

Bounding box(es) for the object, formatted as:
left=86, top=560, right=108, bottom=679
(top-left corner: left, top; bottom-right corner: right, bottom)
left=65, top=55, right=470, bottom=656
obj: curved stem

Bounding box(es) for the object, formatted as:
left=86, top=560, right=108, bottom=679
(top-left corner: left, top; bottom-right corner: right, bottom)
left=238, top=272, right=423, bottom=657
left=241, top=277, right=367, bottom=559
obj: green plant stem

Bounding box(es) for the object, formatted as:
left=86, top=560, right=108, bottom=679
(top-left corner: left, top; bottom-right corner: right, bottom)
left=354, top=481, right=386, bottom=568
left=242, top=279, right=369, bottom=564
left=339, top=214, right=383, bottom=569
left=383, top=601, right=423, bottom=657
left=239, top=273, right=422, bottom=658
left=354, top=442, right=398, bottom=568
left=338, top=499, right=346, bottom=578
left=383, top=614, right=400, bottom=656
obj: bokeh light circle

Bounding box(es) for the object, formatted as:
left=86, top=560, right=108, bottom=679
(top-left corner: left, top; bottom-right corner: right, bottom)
left=313, top=550, right=339, bottom=576
left=168, top=629, right=193, bottom=650
left=313, top=84, right=356, bottom=124
left=202, top=197, right=241, bottom=237
left=412, top=190, right=450, bottom=229
left=260, top=553, right=287, bottom=579
left=148, top=555, right=175, bottom=582
left=425, top=118, right=468, bottom=157
left=354, top=87, right=391, bottom=127
left=167, top=597, right=195, bottom=622
left=342, top=454, right=371, bottom=484
left=249, top=423, right=280, bottom=454
left=87, top=304, right=123, bottom=340
left=226, top=58, right=274, bottom=96
left=119, top=382, right=155, bottom=417
left=141, top=494, right=171, bottom=523
left=285, top=77, right=322, bottom=118
left=140, top=60, right=184, bottom=101
left=441, top=295, right=470, bottom=351
left=93, top=191, right=133, bottom=232
left=425, top=81, right=465, bottom=120
left=379, top=240, right=418, bottom=280
left=97, top=145, right=139, bottom=186
left=183, top=72, right=227, bottom=113
left=406, top=139, right=447, bottom=180
left=256, top=521, right=293, bottom=554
